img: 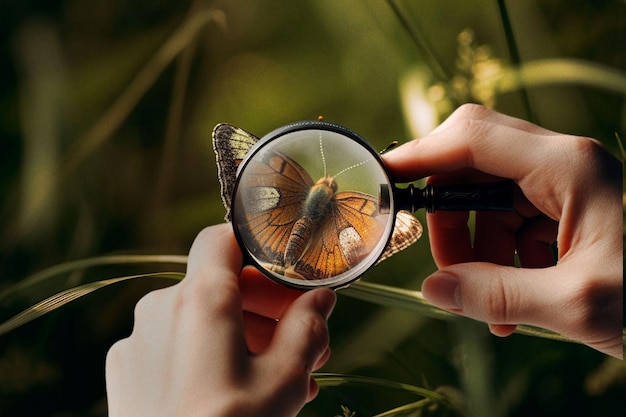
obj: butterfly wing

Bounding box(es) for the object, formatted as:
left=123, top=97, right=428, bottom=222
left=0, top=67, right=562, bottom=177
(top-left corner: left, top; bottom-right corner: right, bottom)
left=376, top=210, right=423, bottom=264
left=293, top=192, right=384, bottom=279
left=212, top=123, right=259, bottom=221
left=236, top=148, right=314, bottom=265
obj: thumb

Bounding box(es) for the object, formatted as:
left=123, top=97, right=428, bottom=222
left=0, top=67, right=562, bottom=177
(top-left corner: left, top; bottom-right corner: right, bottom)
left=261, top=288, right=336, bottom=406
left=422, top=262, right=624, bottom=358
left=270, top=288, right=335, bottom=363
left=421, top=262, right=564, bottom=333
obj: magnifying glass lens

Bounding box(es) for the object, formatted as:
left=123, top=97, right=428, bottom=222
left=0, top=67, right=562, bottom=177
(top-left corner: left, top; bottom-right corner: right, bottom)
left=232, top=125, right=395, bottom=289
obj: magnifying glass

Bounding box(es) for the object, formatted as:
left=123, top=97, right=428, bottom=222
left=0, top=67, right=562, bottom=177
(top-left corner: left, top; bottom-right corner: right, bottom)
left=222, top=120, right=513, bottom=290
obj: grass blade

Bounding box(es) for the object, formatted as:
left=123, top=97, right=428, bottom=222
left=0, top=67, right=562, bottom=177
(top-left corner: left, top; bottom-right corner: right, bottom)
left=494, top=58, right=626, bottom=95
left=497, top=0, right=535, bottom=122
left=60, top=9, right=226, bottom=179
left=0, top=272, right=184, bottom=335
left=0, top=254, right=187, bottom=304
left=372, top=399, right=432, bottom=417
left=314, top=372, right=447, bottom=404
left=385, top=0, right=450, bottom=84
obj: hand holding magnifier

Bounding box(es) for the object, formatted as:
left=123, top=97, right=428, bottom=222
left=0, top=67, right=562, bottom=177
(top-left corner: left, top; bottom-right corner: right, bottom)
left=213, top=120, right=513, bottom=290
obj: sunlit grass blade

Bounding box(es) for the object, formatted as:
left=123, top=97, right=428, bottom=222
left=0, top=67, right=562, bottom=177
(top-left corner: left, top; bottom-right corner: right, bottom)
left=0, top=254, right=187, bottom=304
left=0, top=272, right=184, bottom=336
left=313, top=372, right=447, bottom=404
left=493, top=58, right=626, bottom=95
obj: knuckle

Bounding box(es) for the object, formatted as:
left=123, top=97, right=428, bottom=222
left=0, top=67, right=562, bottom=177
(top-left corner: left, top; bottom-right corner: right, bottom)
left=105, top=337, right=130, bottom=367
left=452, top=118, right=491, bottom=166
left=132, top=289, right=164, bottom=323
left=304, top=312, right=330, bottom=351
left=194, top=225, right=218, bottom=244
left=568, top=135, right=598, bottom=155
left=454, top=103, right=491, bottom=119
left=560, top=135, right=606, bottom=172
left=482, top=276, right=516, bottom=324
left=187, top=223, right=234, bottom=266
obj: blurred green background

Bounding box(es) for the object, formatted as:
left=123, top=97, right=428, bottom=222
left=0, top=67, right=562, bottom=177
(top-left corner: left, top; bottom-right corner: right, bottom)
left=1, top=0, right=624, bottom=416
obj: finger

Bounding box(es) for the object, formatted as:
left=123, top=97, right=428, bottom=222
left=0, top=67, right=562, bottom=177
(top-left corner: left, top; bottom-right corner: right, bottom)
left=473, top=211, right=521, bottom=265
left=243, top=310, right=277, bottom=354
left=489, top=323, right=518, bottom=337
left=421, top=262, right=623, bottom=357
left=239, top=266, right=304, bottom=319
left=313, top=346, right=331, bottom=371
left=383, top=114, right=558, bottom=184
left=268, top=288, right=335, bottom=367
left=422, top=263, right=556, bottom=325
left=177, top=225, right=247, bottom=364
left=431, top=104, right=558, bottom=136
left=185, top=224, right=242, bottom=290
left=262, top=288, right=335, bottom=397
left=427, top=211, right=473, bottom=267
left=516, top=216, right=558, bottom=268
left=307, top=376, right=320, bottom=403
left=308, top=348, right=332, bottom=402
left=242, top=313, right=332, bottom=357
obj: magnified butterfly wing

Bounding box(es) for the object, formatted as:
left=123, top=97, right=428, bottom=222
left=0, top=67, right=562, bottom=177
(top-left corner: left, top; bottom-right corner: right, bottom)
left=212, top=123, right=259, bottom=221
left=292, top=192, right=385, bottom=279
left=377, top=210, right=423, bottom=264
left=236, top=148, right=315, bottom=265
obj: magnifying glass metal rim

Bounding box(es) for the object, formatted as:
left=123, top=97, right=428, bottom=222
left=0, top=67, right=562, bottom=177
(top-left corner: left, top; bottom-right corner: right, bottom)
left=230, top=120, right=397, bottom=290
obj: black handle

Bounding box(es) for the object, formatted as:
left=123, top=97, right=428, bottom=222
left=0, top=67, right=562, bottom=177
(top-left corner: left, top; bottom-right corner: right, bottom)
left=389, top=180, right=514, bottom=213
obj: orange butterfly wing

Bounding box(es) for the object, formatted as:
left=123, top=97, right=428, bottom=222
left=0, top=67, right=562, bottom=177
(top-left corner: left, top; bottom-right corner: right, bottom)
left=235, top=148, right=314, bottom=265
left=293, top=192, right=385, bottom=279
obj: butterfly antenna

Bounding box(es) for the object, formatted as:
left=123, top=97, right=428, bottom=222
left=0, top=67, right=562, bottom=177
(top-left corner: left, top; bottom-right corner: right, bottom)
left=335, top=139, right=397, bottom=178
left=319, top=131, right=328, bottom=177
left=333, top=158, right=370, bottom=179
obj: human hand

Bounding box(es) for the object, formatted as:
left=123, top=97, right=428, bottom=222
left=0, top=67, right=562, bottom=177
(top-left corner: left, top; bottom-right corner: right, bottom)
left=384, top=104, right=623, bottom=358
left=105, top=224, right=336, bottom=417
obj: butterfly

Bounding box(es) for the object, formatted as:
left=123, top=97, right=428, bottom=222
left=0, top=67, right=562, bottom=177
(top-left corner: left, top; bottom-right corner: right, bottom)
left=212, top=123, right=423, bottom=280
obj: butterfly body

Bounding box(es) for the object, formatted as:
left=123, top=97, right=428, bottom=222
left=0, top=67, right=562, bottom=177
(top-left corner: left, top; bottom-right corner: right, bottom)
left=303, top=177, right=337, bottom=218
left=286, top=179, right=334, bottom=259
left=284, top=178, right=337, bottom=270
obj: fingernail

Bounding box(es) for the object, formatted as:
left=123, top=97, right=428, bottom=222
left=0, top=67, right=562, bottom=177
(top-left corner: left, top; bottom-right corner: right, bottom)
left=315, top=289, right=337, bottom=319
left=422, top=272, right=462, bottom=311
